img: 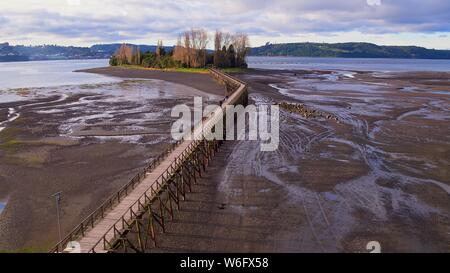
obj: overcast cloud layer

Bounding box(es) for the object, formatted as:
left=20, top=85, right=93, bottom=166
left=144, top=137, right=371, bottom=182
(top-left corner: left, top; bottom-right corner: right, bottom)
left=1, top=0, right=449, bottom=48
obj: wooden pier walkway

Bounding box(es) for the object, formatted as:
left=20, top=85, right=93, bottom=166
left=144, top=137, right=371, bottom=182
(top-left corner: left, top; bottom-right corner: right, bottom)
left=50, top=68, right=248, bottom=253
left=78, top=140, right=193, bottom=253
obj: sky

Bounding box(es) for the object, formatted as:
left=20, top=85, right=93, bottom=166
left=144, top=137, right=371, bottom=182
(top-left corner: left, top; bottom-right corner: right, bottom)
left=0, top=0, right=449, bottom=49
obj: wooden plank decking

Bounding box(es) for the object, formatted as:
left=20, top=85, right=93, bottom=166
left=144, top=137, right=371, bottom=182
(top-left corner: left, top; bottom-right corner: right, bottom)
left=78, top=140, right=193, bottom=253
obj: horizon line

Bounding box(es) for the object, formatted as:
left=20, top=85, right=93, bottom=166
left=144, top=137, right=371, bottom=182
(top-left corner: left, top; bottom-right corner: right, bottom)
left=2, top=41, right=450, bottom=51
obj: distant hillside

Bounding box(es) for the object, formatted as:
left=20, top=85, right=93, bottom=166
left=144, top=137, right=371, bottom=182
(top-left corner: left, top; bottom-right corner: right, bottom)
left=90, top=44, right=173, bottom=56
left=250, top=42, right=450, bottom=59
left=0, top=43, right=173, bottom=62
left=3, top=41, right=450, bottom=62
left=0, top=42, right=29, bottom=62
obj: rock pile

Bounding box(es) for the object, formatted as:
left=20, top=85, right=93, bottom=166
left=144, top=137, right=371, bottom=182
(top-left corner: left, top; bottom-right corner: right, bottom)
left=278, top=102, right=340, bottom=123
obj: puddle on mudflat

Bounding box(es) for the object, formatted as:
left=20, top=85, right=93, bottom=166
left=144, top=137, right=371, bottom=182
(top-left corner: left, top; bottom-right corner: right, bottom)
left=0, top=107, right=20, bottom=132
left=0, top=92, right=30, bottom=103
left=324, top=192, right=339, bottom=201
left=431, top=90, right=450, bottom=95
left=0, top=200, right=7, bottom=214
left=400, top=86, right=422, bottom=93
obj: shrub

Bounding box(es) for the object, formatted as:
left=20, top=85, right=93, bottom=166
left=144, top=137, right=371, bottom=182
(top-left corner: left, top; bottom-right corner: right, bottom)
left=109, top=56, right=118, bottom=66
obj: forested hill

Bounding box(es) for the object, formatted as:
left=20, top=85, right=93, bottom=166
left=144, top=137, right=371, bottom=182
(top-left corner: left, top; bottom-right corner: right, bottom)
left=0, top=43, right=173, bottom=62
left=249, top=42, right=450, bottom=59
left=3, top=41, right=450, bottom=62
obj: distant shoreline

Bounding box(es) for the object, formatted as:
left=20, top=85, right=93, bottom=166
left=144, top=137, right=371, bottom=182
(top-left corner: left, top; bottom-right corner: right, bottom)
left=3, top=54, right=450, bottom=66
left=247, top=55, right=450, bottom=61
left=4, top=55, right=450, bottom=64
left=2, top=41, right=450, bottom=63
left=250, top=42, right=450, bottom=60
left=0, top=58, right=109, bottom=64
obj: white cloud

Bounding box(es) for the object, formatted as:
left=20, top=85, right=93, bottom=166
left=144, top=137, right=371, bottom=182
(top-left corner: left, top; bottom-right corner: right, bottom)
left=67, top=0, right=81, bottom=6
left=0, top=0, right=449, bottom=48
left=367, top=0, right=382, bottom=6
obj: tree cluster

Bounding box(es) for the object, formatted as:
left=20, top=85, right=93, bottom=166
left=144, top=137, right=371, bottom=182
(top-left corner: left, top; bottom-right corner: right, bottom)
left=141, top=40, right=181, bottom=68
left=109, top=44, right=141, bottom=66
left=213, top=31, right=249, bottom=68
left=110, top=29, right=250, bottom=69
left=172, top=29, right=209, bottom=68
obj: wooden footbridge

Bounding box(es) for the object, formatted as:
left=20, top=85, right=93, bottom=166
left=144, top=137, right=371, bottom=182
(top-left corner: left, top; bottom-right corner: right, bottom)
left=50, top=68, right=248, bottom=253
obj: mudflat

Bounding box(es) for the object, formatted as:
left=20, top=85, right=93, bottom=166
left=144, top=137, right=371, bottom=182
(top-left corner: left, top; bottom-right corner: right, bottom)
left=0, top=70, right=223, bottom=251
left=79, top=67, right=226, bottom=96
left=125, top=68, right=450, bottom=253
left=1, top=66, right=449, bottom=252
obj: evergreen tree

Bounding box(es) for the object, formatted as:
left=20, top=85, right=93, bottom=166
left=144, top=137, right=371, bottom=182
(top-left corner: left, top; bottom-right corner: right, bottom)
left=227, top=44, right=236, bottom=67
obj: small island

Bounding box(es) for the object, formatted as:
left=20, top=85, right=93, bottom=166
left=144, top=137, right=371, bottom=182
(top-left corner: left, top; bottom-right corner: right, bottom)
left=108, top=29, right=250, bottom=71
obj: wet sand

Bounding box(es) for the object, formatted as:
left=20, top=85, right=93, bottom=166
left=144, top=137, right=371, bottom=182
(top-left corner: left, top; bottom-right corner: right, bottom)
left=79, top=67, right=226, bottom=96
left=0, top=71, right=224, bottom=251
left=126, top=68, right=449, bottom=253
left=1, top=66, right=449, bottom=252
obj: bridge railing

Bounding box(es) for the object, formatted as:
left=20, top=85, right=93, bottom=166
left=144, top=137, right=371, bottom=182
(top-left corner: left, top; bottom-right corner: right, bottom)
left=209, top=68, right=247, bottom=92
left=90, top=138, right=204, bottom=252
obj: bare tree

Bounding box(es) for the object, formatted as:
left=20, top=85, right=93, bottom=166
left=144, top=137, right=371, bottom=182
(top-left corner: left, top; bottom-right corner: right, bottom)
left=173, top=35, right=185, bottom=64
left=197, top=29, right=209, bottom=67
left=214, top=30, right=223, bottom=67
left=214, top=30, right=222, bottom=52
left=233, top=33, right=250, bottom=67
left=183, top=31, right=191, bottom=67
left=125, top=45, right=133, bottom=64
left=115, top=44, right=133, bottom=65
left=135, top=46, right=141, bottom=65
left=223, top=32, right=232, bottom=49
left=181, top=28, right=209, bottom=68
left=189, top=28, right=200, bottom=67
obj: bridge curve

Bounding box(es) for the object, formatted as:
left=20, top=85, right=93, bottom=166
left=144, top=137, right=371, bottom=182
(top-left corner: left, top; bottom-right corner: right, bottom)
left=51, top=68, right=248, bottom=253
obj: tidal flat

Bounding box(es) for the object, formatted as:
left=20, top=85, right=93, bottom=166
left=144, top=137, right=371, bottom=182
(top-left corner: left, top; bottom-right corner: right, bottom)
left=130, top=68, right=450, bottom=253
left=0, top=76, right=222, bottom=251
left=0, top=66, right=449, bottom=252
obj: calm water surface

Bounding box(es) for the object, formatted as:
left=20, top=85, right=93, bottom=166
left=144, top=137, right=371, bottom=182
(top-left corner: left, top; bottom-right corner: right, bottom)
left=0, top=59, right=117, bottom=91
left=0, top=201, right=5, bottom=213
left=247, top=56, right=450, bottom=72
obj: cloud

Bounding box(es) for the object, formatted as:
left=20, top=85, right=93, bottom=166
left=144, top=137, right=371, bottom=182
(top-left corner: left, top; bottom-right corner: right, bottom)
left=0, top=15, right=8, bottom=27
left=367, top=0, right=382, bottom=6
left=0, top=0, right=449, bottom=47
left=66, top=0, right=81, bottom=6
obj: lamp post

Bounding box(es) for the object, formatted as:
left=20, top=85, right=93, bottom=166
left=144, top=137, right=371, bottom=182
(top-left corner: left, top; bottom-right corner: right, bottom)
left=52, top=191, right=62, bottom=243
